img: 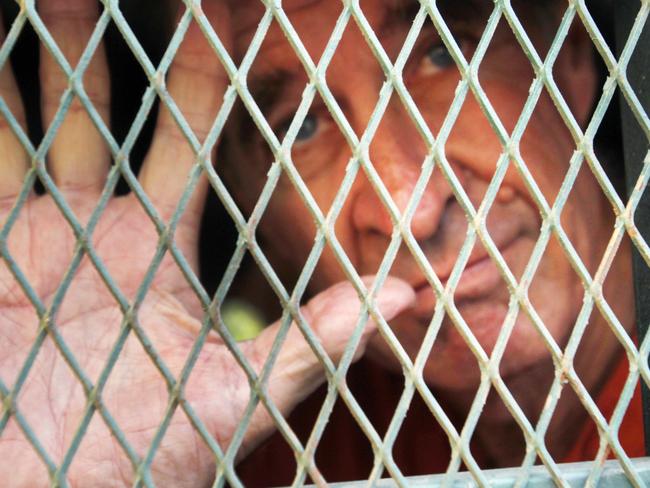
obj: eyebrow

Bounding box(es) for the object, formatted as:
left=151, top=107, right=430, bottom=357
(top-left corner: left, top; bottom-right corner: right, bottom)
left=246, top=0, right=489, bottom=116
left=437, top=0, right=491, bottom=27
left=234, top=0, right=323, bottom=39
left=375, top=0, right=489, bottom=51
left=249, top=69, right=293, bottom=116
left=379, top=0, right=422, bottom=35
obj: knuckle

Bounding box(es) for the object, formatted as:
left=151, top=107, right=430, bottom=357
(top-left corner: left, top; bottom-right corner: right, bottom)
left=43, top=97, right=109, bottom=122
left=157, top=116, right=211, bottom=144
left=81, top=71, right=111, bottom=103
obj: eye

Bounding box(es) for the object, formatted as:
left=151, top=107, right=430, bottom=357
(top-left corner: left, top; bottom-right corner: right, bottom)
left=277, top=113, right=319, bottom=142
left=296, top=114, right=318, bottom=141
left=426, top=42, right=455, bottom=69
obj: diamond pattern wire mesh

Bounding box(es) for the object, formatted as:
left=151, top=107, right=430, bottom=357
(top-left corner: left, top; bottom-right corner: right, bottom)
left=0, top=0, right=648, bottom=486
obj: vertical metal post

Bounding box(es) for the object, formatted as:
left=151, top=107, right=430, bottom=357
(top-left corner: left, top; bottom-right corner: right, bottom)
left=616, top=0, right=650, bottom=455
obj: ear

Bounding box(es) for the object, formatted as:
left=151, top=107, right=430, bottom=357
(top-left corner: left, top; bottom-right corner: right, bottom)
left=553, top=22, right=598, bottom=127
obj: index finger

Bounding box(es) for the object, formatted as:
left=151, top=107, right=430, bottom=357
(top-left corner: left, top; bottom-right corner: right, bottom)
left=38, top=0, right=111, bottom=194
left=0, top=11, right=29, bottom=203
left=139, top=1, right=231, bottom=227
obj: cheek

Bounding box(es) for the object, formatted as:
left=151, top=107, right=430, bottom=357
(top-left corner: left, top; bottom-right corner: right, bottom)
left=445, top=84, right=576, bottom=213
left=412, top=76, right=528, bottom=188
left=480, top=71, right=580, bottom=204
left=260, top=183, right=352, bottom=286
left=410, top=73, right=460, bottom=134
left=291, top=126, right=347, bottom=182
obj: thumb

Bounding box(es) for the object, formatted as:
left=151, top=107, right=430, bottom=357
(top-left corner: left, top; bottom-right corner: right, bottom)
left=238, top=276, right=415, bottom=455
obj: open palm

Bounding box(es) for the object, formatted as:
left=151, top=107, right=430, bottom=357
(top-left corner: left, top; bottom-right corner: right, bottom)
left=0, top=1, right=414, bottom=486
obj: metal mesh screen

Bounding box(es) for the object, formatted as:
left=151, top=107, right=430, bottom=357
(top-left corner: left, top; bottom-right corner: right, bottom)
left=0, top=0, right=648, bottom=486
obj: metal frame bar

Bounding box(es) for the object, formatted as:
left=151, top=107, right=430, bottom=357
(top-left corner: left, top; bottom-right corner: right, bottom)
left=0, top=0, right=648, bottom=486
left=321, top=458, right=650, bottom=488
left=617, top=0, right=650, bottom=456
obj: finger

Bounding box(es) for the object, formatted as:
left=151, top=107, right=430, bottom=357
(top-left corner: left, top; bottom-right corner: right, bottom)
left=0, top=11, right=29, bottom=202
left=38, top=0, right=110, bottom=193
left=139, top=1, right=230, bottom=226
left=237, top=277, right=416, bottom=456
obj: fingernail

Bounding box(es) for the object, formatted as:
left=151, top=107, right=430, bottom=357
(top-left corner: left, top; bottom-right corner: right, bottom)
left=374, top=278, right=416, bottom=320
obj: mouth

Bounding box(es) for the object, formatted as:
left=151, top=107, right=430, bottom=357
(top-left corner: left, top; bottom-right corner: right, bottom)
left=411, top=234, right=524, bottom=320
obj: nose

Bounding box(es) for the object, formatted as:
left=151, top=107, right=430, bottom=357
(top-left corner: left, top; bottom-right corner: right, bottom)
left=352, top=104, right=454, bottom=242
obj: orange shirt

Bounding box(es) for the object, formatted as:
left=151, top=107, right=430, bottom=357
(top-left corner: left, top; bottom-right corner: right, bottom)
left=563, top=353, right=644, bottom=462
left=237, top=356, right=644, bottom=486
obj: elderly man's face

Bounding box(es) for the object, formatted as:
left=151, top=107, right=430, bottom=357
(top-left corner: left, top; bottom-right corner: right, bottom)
left=224, top=0, right=612, bottom=390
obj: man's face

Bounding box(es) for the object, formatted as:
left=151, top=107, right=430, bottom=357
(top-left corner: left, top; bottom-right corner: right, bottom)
left=225, top=0, right=610, bottom=390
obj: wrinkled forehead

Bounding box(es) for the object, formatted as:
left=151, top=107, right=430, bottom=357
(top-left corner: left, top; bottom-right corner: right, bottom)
left=230, top=0, right=410, bottom=61
left=232, top=0, right=324, bottom=35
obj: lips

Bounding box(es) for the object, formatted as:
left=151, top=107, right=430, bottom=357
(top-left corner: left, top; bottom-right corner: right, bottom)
left=411, top=234, right=524, bottom=320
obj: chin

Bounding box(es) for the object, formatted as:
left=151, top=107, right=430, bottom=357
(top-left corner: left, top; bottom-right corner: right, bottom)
left=418, top=309, right=553, bottom=392
left=366, top=311, right=492, bottom=390
left=369, top=284, right=572, bottom=392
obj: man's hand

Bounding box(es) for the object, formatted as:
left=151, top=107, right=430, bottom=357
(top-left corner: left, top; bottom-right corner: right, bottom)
left=0, top=1, right=415, bottom=486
